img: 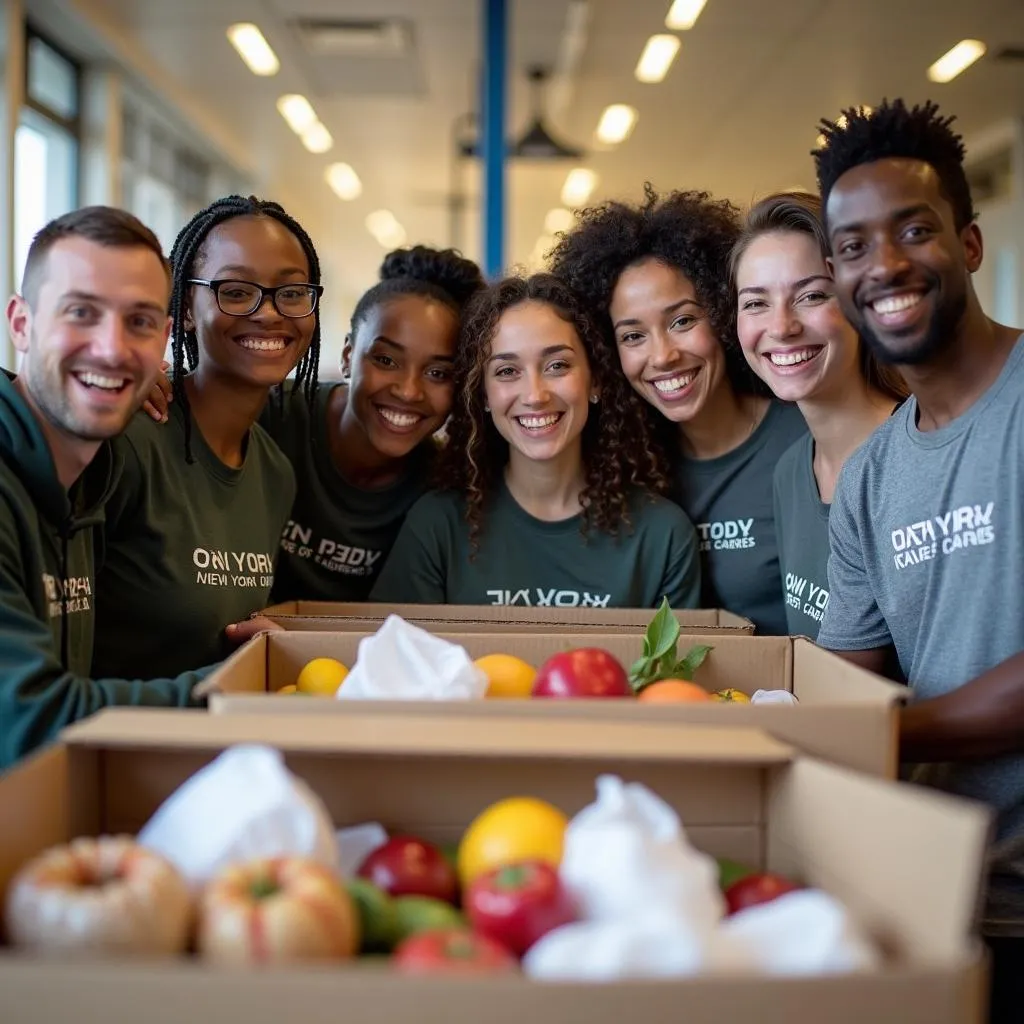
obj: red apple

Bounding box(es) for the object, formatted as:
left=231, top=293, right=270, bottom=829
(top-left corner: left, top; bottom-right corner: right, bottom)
left=466, top=860, right=576, bottom=957
left=531, top=648, right=633, bottom=698
left=356, top=837, right=458, bottom=905
left=393, top=927, right=518, bottom=974
left=724, top=872, right=801, bottom=915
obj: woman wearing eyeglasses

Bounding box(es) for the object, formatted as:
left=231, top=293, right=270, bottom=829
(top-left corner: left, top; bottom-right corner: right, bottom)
left=91, top=195, right=321, bottom=679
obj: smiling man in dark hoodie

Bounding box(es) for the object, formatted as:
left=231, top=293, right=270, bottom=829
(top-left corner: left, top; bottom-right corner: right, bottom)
left=0, top=206, right=221, bottom=769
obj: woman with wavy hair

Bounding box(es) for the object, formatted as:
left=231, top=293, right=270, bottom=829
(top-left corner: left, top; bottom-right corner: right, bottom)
left=549, top=185, right=807, bottom=634
left=370, top=273, right=702, bottom=609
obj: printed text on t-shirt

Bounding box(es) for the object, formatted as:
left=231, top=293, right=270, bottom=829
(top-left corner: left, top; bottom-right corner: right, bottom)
left=697, top=519, right=755, bottom=552
left=42, top=573, right=92, bottom=617
left=280, top=521, right=382, bottom=578
left=486, top=588, right=611, bottom=608
left=193, top=547, right=275, bottom=589
left=784, top=572, right=830, bottom=622
left=891, top=501, right=995, bottom=570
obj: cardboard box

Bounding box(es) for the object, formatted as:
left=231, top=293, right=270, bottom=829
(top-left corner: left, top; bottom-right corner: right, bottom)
left=204, top=631, right=907, bottom=778
left=0, top=709, right=989, bottom=1024
left=262, top=600, right=754, bottom=635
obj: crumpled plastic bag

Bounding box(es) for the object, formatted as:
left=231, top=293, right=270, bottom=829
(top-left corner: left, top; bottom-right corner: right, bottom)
left=337, top=615, right=488, bottom=701
left=137, top=745, right=340, bottom=890
left=751, top=688, right=800, bottom=706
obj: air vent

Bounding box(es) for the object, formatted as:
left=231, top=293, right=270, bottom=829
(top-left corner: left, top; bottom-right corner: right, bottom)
left=292, top=18, right=411, bottom=58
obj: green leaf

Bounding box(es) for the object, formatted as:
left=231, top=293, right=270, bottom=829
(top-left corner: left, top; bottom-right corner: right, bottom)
left=628, top=654, right=652, bottom=686
left=674, top=644, right=714, bottom=681
left=645, top=597, right=680, bottom=661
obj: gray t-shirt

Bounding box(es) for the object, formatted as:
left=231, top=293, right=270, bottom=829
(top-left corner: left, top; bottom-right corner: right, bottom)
left=818, top=332, right=1024, bottom=935
left=773, top=433, right=831, bottom=639
left=674, top=400, right=807, bottom=635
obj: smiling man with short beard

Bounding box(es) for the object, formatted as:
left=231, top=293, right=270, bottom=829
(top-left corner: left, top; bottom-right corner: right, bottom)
left=812, top=99, right=1024, bottom=1022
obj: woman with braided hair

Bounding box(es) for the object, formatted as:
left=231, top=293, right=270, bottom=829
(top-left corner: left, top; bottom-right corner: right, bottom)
left=91, top=195, right=320, bottom=678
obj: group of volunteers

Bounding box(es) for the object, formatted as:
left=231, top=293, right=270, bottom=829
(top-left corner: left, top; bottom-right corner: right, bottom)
left=1, top=96, right=1022, bottom=1017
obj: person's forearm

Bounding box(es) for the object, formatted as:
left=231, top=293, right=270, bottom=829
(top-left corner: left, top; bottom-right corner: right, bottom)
left=900, top=649, right=1024, bottom=762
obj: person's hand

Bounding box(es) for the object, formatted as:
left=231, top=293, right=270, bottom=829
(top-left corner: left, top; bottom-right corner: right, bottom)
left=225, top=614, right=283, bottom=647
left=142, top=361, right=173, bottom=422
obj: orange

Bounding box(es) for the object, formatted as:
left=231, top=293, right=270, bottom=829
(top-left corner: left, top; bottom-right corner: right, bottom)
left=637, top=679, right=713, bottom=703
left=474, top=653, right=536, bottom=698
left=276, top=684, right=298, bottom=695
left=457, top=796, right=567, bottom=887
left=713, top=688, right=751, bottom=703
left=295, top=657, right=349, bottom=696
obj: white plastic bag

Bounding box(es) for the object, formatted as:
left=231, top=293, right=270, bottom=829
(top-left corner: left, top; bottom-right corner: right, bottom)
left=337, top=615, right=488, bottom=700
left=138, top=745, right=340, bottom=889
left=751, top=689, right=800, bottom=705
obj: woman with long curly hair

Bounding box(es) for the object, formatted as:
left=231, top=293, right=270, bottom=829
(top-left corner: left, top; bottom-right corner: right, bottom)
left=731, top=190, right=906, bottom=639
left=370, top=273, right=702, bottom=609
left=549, top=186, right=807, bottom=634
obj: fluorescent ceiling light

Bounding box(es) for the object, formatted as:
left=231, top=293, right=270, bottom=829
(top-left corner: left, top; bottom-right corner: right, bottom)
left=635, top=35, right=681, bottom=84
left=561, top=168, right=598, bottom=208
left=596, top=104, right=638, bottom=145
left=544, top=207, right=575, bottom=234
left=927, top=39, right=986, bottom=83
left=301, top=123, right=334, bottom=154
left=325, top=163, right=362, bottom=201
left=226, top=23, right=280, bottom=76
left=366, top=210, right=406, bottom=249
left=665, top=0, right=708, bottom=30
left=277, top=94, right=318, bottom=135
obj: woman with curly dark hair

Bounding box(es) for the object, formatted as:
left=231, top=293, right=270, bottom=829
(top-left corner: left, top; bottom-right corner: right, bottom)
left=548, top=185, right=807, bottom=634
left=370, top=273, right=702, bottom=609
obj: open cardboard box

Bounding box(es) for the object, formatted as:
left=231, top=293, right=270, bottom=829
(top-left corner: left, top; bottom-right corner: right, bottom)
left=203, top=630, right=908, bottom=778
left=261, top=600, right=754, bottom=635
left=0, top=709, right=990, bottom=1024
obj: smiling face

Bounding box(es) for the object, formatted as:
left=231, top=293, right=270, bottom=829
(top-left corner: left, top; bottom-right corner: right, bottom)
left=343, top=293, right=459, bottom=459
left=8, top=236, right=170, bottom=442
left=735, top=230, right=860, bottom=403
left=186, top=215, right=315, bottom=387
left=483, top=300, right=597, bottom=466
left=825, top=157, right=982, bottom=367
left=609, top=258, right=727, bottom=423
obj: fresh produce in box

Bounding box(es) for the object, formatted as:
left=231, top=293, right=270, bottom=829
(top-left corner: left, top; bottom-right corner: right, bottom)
left=356, top=835, right=459, bottom=904
left=393, top=926, right=518, bottom=974
left=629, top=598, right=713, bottom=697
left=531, top=648, right=634, bottom=698
left=294, top=656, right=349, bottom=695
left=724, top=872, right=803, bottom=915
left=466, top=860, right=577, bottom=956
left=346, top=877, right=399, bottom=952
left=474, top=653, right=536, bottom=698
left=393, top=894, right=466, bottom=941
left=5, top=835, right=191, bottom=957
left=198, top=855, right=359, bottom=964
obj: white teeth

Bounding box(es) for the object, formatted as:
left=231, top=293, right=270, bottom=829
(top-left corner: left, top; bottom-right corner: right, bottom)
left=77, top=372, right=126, bottom=390
left=379, top=408, right=420, bottom=428
left=518, top=413, right=561, bottom=429
left=237, top=337, right=287, bottom=351
left=653, top=371, right=697, bottom=393
left=769, top=348, right=821, bottom=367
left=872, top=294, right=922, bottom=315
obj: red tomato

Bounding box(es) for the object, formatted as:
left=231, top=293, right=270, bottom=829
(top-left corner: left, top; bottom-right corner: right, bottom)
left=531, top=648, right=633, bottom=698
left=724, top=872, right=801, bottom=915
left=357, top=837, right=458, bottom=905
left=392, top=927, right=518, bottom=974
left=466, top=860, right=576, bottom=957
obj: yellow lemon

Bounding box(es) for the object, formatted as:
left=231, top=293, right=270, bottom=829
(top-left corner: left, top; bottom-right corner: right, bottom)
left=474, top=653, right=536, bottom=698
left=295, top=657, right=349, bottom=696
left=457, top=796, right=568, bottom=887
left=713, top=688, right=752, bottom=703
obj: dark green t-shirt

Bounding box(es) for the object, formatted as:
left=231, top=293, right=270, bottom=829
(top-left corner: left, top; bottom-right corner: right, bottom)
left=262, top=383, right=434, bottom=602
left=673, top=400, right=808, bottom=634
left=92, top=402, right=297, bottom=678
left=369, top=481, right=702, bottom=609
left=773, top=433, right=830, bottom=639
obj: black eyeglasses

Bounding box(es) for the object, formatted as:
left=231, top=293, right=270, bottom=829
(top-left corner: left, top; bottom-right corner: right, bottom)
left=188, top=278, right=324, bottom=318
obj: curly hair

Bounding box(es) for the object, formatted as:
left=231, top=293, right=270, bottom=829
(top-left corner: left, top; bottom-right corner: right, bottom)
left=730, top=190, right=908, bottom=403
left=813, top=99, right=975, bottom=231
left=350, top=245, right=485, bottom=337
left=438, top=273, right=668, bottom=554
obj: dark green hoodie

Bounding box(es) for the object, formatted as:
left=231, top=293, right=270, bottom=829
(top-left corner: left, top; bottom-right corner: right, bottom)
left=0, top=373, right=207, bottom=771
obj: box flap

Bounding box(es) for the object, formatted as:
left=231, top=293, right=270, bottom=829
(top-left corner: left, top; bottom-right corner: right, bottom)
left=60, top=708, right=795, bottom=765
left=792, top=640, right=909, bottom=705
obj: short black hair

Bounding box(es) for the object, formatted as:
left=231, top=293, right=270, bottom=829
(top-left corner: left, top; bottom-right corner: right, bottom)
left=548, top=183, right=767, bottom=400
left=22, top=206, right=168, bottom=307
left=813, top=99, right=975, bottom=231
left=350, top=245, right=485, bottom=337
left=168, top=195, right=322, bottom=461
